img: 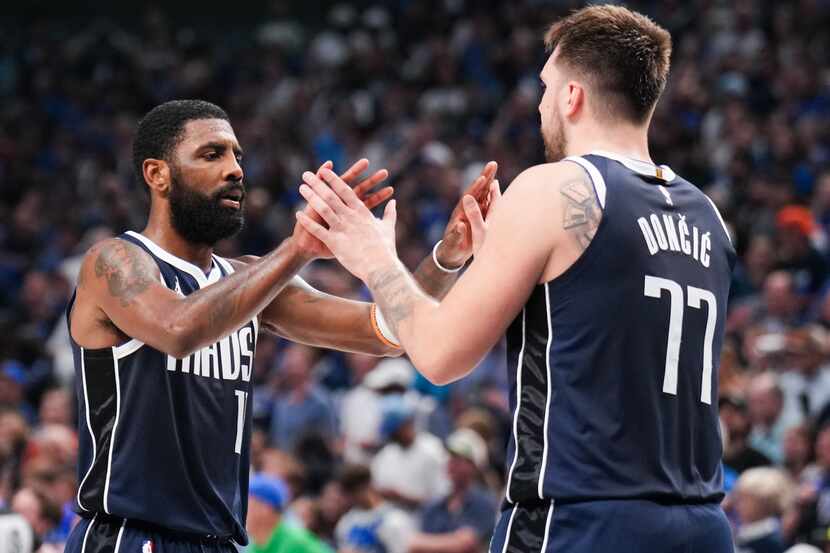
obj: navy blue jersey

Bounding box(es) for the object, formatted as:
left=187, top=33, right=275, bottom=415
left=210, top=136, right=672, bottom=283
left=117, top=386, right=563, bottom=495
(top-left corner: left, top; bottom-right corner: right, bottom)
left=503, top=151, right=736, bottom=506
left=68, top=231, right=258, bottom=544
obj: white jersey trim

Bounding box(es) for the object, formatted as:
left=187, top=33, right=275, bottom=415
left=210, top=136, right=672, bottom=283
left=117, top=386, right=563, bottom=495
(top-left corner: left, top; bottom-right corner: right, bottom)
left=589, top=149, right=677, bottom=182
left=505, top=309, right=526, bottom=504
left=563, top=156, right=607, bottom=209
left=113, top=338, right=144, bottom=359
left=213, top=255, right=236, bottom=275
left=704, top=194, right=733, bottom=244
left=499, top=505, right=518, bottom=553
left=76, top=350, right=95, bottom=512
left=539, top=502, right=555, bottom=553
left=80, top=513, right=97, bottom=553
left=124, top=231, right=221, bottom=288
left=103, top=352, right=123, bottom=514
left=113, top=519, right=127, bottom=553
left=538, top=283, right=553, bottom=499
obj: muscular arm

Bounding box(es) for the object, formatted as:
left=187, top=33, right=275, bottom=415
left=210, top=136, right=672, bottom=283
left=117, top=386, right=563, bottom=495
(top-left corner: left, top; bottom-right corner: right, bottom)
left=229, top=247, right=462, bottom=356
left=72, top=237, right=311, bottom=357
left=363, top=163, right=599, bottom=384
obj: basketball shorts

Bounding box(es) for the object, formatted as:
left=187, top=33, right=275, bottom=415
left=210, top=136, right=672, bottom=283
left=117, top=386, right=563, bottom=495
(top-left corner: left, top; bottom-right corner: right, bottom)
left=489, top=498, right=733, bottom=553
left=65, top=514, right=238, bottom=553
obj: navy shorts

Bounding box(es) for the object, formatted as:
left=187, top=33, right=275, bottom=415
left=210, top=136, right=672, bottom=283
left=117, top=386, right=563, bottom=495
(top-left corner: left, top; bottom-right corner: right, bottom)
left=489, top=499, right=734, bottom=553
left=65, top=514, right=238, bottom=553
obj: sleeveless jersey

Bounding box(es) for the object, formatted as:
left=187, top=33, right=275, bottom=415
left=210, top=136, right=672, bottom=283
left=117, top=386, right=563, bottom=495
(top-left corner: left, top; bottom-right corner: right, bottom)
left=68, top=231, right=258, bottom=544
left=503, top=151, right=736, bottom=506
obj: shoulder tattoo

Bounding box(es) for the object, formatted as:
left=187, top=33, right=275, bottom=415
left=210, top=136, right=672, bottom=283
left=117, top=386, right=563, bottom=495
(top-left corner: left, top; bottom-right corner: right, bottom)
left=560, top=175, right=601, bottom=252
left=93, top=240, right=156, bottom=307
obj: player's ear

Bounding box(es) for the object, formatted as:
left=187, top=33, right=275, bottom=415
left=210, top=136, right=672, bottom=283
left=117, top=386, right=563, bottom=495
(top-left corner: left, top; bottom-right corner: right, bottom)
left=564, top=81, right=584, bottom=119
left=143, top=158, right=171, bottom=197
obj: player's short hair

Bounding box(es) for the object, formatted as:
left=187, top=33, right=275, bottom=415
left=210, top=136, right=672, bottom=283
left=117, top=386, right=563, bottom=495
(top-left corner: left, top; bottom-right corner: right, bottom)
left=132, top=99, right=229, bottom=187
left=544, top=5, right=672, bottom=124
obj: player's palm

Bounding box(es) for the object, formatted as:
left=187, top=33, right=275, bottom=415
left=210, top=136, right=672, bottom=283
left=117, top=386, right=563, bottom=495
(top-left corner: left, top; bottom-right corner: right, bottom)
left=292, top=159, right=391, bottom=259
left=438, top=161, right=500, bottom=266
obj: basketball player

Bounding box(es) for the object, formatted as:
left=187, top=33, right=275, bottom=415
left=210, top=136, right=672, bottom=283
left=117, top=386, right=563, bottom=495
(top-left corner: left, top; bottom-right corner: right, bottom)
left=295, top=5, right=736, bottom=552
left=63, top=100, right=498, bottom=552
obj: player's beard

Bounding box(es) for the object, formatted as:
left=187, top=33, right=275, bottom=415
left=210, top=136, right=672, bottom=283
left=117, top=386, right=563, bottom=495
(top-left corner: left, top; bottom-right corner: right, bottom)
left=543, top=109, right=567, bottom=162
left=168, top=167, right=245, bottom=247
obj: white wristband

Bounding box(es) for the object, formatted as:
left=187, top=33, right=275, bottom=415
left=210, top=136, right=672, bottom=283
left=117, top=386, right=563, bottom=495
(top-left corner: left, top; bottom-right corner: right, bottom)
left=432, top=240, right=463, bottom=273
left=371, top=304, right=401, bottom=348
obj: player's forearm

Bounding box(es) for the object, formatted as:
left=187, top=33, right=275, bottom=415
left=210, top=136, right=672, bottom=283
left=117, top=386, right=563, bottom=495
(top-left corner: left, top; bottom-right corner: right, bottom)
left=171, top=238, right=310, bottom=356
left=265, top=305, right=398, bottom=356
left=367, top=260, right=470, bottom=384
left=258, top=281, right=400, bottom=357
left=412, top=244, right=463, bottom=300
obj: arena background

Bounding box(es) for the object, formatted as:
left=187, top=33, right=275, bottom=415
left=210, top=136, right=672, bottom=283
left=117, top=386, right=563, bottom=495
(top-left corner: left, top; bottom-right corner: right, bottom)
left=1, top=1, right=829, bottom=552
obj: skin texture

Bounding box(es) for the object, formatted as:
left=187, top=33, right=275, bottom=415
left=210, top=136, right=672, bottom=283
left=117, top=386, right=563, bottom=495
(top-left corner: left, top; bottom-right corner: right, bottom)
left=293, top=46, right=666, bottom=384
left=70, top=117, right=497, bottom=358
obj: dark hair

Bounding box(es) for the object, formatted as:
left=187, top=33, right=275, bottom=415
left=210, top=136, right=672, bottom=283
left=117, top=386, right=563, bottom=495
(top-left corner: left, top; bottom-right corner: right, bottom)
left=544, top=5, right=672, bottom=124
left=336, top=464, right=372, bottom=495
left=132, top=99, right=229, bottom=187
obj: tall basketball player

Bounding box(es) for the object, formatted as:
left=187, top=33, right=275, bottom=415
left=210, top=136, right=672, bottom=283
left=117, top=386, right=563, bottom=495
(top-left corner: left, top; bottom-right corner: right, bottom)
left=295, top=5, right=736, bottom=553
left=64, top=100, right=498, bottom=552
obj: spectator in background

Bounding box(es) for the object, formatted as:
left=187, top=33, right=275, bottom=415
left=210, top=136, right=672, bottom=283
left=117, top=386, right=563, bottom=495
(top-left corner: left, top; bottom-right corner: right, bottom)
left=410, top=429, right=497, bottom=553
left=36, top=389, right=72, bottom=428
left=335, top=464, right=415, bottom=553
left=270, top=343, right=337, bottom=452
left=774, top=206, right=828, bottom=295
left=0, top=508, right=35, bottom=553
left=340, top=353, right=383, bottom=464
left=783, top=425, right=817, bottom=483
left=371, top=398, right=449, bottom=512
left=721, top=395, right=773, bottom=473
left=777, top=327, right=830, bottom=421
left=0, top=363, right=33, bottom=424
left=247, top=473, right=333, bottom=553
left=10, top=487, right=62, bottom=553
left=731, top=467, right=794, bottom=553
left=0, top=409, right=29, bottom=507
left=731, top=235, right=776, bottom=302
left=749, top=373, right=802, bottom=464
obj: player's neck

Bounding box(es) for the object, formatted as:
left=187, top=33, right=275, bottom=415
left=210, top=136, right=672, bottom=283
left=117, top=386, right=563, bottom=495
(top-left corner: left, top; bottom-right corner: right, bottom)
left=140, top=218, right=215, bottom=273
left=567, top=125, right=652, bottom=164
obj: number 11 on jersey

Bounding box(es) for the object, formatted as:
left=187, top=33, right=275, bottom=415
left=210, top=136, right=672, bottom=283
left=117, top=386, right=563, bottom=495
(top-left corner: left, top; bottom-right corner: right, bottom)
left=644, top=275, right=717, bottom=404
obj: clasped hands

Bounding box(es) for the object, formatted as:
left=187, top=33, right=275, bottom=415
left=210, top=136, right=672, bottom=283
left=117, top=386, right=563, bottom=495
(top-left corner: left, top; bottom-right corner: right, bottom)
left=294, top=159, right=499, bottom=282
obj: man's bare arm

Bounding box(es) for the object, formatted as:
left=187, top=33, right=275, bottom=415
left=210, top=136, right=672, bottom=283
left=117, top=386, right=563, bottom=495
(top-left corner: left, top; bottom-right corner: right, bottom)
left=73, top=236, right=311, bottom=357
left=230, top=249, right=469, bottom=356
left=295, top=163, right=595, bottom=384
left=241, top=164, right=500, bottom=354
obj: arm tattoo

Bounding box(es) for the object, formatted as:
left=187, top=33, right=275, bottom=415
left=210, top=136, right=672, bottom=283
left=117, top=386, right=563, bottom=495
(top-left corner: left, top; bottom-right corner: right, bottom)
left=367, top=268, right=417, bottom=335
left=94, top=241, right=155, bottom=307
left=560, top=176, right=601, bottom=252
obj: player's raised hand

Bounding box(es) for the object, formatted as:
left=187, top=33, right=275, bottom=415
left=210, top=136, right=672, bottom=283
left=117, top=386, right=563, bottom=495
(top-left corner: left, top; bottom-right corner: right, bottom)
left=292, top=159, right=391, bottom=260
left=463, top=177, right=501, bottom=257
left=434, top=161, right=498, bottom=268
left=296, top=168, right=398, bottom=282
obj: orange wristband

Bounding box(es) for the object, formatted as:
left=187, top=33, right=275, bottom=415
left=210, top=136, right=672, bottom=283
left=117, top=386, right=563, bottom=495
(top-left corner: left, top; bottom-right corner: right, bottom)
left=370, top=304, right=401, bottom=349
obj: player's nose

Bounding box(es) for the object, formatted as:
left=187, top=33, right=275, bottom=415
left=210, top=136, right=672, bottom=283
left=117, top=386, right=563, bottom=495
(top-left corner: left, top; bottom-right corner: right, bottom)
left=224, top=156, right=244, bottom=182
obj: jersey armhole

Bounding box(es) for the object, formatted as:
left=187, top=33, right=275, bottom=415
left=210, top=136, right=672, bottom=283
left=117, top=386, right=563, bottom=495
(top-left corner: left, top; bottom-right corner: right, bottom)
left=562, top=156, right=607, bottom=210
left=703, top=194, right=733, bottom=245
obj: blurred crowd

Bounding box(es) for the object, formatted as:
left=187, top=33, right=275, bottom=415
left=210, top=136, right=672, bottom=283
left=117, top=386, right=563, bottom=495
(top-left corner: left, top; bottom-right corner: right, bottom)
left=1, top=1, right=829, bottom=552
